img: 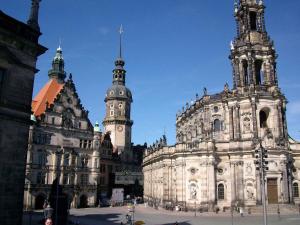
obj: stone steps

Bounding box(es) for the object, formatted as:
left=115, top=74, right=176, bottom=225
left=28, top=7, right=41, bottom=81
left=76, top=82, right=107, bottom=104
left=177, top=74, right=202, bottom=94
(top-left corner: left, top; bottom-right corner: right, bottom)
left=248, top=204, right=299, bottom=214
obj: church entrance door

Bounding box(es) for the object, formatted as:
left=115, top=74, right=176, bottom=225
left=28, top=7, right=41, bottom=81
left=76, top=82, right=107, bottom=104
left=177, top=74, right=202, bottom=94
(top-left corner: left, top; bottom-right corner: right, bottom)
left=267, top=178, right=278, bottom=204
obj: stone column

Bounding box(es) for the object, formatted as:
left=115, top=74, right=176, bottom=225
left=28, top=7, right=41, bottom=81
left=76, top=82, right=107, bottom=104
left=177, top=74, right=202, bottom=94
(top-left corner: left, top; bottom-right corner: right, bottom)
left=277, top=103, right=283, bottom=138
left=235, top=105, right=241, bottom=140
left=208, top=156, right=216, bottom=208
left=229, top=106, right=234, bottom=140
left=251, top=99, right=258, bottom=138
left=248, top=56, right=254, bottom=85
left=230, top=162, right=236, bottom=204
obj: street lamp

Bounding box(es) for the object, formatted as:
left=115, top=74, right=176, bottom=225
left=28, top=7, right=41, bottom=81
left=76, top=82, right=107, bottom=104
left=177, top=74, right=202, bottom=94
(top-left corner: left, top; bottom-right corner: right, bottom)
left=255, top=141, right=268, bottom=225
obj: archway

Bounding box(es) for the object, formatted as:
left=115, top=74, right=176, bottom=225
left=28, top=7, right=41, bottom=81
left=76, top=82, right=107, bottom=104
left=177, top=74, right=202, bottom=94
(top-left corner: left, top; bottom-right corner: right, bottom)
left=35, top=194, right=46, bottom=210
left=79, top=195, right=88, bottom=208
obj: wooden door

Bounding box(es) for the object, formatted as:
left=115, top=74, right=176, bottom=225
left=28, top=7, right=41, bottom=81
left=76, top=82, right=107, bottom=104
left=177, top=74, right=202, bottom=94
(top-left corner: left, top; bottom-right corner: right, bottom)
left=267, top=178, right=278, bottom=204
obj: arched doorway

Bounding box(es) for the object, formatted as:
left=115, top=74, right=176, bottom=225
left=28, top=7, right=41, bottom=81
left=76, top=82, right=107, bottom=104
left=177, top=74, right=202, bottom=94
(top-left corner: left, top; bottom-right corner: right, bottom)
left=35, top=194, right=46, bottom=210
left=79, top=195, right=88, bottom=208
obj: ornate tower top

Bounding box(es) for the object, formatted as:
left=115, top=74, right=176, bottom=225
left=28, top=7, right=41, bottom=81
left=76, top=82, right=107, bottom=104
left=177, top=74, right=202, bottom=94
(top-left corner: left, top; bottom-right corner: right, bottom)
left=48, top=46, right=66, bottom=83
left=27, top=0, right=41, bottom=31
left=113, top=25, right=126, bottom=85
left=230, top=0, right=278, bottom=92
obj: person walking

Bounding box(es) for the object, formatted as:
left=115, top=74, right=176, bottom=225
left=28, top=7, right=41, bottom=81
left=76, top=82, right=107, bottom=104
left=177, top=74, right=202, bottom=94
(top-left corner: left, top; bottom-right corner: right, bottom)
left=45, top=218, right=53, bottom=225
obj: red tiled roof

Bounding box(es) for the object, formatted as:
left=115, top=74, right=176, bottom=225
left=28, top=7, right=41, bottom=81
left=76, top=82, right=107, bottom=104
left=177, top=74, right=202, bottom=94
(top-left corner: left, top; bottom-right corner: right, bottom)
left=32, top=79, right=64, bottom=116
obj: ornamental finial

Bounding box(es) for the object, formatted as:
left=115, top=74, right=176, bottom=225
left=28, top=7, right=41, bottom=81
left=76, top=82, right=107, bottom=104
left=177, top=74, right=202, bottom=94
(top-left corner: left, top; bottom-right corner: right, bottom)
left=27, top=0, right=42, bottom=31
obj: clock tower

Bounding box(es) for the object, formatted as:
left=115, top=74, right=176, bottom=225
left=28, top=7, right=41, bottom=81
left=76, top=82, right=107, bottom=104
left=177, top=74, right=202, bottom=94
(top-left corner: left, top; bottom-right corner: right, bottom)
left=102, top=26, right=133, bottom=154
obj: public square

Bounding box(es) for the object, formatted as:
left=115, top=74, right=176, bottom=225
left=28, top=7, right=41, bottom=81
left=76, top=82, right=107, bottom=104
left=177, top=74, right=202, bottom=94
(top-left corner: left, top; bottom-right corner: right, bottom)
left=23, top=205, right=300, bottom=225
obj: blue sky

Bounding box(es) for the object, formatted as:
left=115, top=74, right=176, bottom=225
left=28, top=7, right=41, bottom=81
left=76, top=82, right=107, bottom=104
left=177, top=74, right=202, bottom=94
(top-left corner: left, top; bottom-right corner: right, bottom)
left=1, top=0, right=300, bottom=145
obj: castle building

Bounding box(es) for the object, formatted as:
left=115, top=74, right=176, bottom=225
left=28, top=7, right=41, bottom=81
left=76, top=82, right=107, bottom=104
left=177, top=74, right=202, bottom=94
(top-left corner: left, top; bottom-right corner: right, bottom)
left=0, top=0, right=46, bottom=224
left=24, top=47, right=120, bottom=209
left=143, top=0, right=300, bottom=210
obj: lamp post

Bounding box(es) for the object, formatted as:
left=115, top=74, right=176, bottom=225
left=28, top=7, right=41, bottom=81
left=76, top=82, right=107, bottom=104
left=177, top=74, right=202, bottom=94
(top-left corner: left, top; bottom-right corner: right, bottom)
left=255, top=141, right=268, bottom=225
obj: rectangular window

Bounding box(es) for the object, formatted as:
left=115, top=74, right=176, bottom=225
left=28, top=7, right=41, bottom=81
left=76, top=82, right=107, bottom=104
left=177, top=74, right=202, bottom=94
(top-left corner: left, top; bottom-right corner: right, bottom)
left=88, top=140, right=92, bottom=149
left=80, top=174, right=88, bottom=185
left=63, top=174, right=69, bottom=184
left=110, top=110, right=114, bottom=116
left=79, top=140, right=83, bottom=148
left=83, top=140, right=88, bottom=148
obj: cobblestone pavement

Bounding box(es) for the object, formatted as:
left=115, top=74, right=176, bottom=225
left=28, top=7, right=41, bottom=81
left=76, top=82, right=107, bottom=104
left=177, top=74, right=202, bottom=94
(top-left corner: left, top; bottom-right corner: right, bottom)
left=23, top=205, right=300, bottom=225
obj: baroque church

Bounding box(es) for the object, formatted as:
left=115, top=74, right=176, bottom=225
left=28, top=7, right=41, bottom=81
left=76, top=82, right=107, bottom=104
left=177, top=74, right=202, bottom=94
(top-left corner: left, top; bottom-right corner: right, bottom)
left=143, top=0, right=300, bottom=211
left=24, top=34, right=143, bottom=209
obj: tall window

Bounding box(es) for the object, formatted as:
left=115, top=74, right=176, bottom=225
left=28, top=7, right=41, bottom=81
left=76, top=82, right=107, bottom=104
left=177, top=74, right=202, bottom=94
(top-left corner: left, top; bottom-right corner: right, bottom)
left=80, top=174, right=88, bottom=185
left=218, top=183, right=225, bottom=200
left=37, top=151, right=46, bottom=168
left=259, top=110, right=268, bottom=128
left=214, top=119, right=221, bottom=132
left=255, top=60, right=263, bottom=85
left=293, top=183, right=299, bottom=198
left=63, top=173, right=69, bottom=185
left=36, top=172, right=45, bottom=184
left=64, top=154, right=69, bottom=166
left=250, top=11, right=257, bottom=31
left=242, top=60, right=249, bottom=86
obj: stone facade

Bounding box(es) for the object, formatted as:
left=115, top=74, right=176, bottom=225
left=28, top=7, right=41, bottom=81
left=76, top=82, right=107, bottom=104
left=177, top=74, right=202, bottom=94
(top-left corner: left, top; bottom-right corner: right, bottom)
left=24, top=47, right=120, bottom=209
left=0, top=1, right=46, bottom=224
left=143, top=0, right=300, bottom=211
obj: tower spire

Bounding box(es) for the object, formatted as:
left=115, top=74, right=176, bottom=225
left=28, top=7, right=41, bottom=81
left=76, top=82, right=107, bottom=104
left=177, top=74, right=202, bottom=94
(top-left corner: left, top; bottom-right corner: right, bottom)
left=112, top=25, right=126, bottom=85
left=119, top=24, right=124, bottom=59
left=27, top=0, right=42, bottom=31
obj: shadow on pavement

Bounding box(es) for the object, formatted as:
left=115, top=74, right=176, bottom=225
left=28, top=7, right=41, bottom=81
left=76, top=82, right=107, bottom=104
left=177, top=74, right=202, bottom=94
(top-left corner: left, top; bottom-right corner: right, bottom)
left=161, top=222, right=191, bottom=225
left=70, top=213, right=123, bottom=225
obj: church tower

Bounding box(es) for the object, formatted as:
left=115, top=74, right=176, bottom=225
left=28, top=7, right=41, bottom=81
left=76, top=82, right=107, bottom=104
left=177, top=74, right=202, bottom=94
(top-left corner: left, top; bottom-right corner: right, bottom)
left=103, top=27, right=133, bottom=154
left=230, top=0, right=288, bottom=142
left=230, top=0, right=278, bottom=91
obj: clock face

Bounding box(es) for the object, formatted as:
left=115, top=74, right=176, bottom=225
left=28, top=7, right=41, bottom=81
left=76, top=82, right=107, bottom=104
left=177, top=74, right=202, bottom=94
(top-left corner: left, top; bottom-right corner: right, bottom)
left=117, top=125, right=123, bottom=132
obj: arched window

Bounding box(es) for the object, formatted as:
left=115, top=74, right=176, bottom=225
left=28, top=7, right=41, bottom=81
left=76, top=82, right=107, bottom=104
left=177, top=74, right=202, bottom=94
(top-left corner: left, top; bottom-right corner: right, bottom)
left=250, top=11, right=257, bottom=31
left=255, top=60, right=263, bottom=85
left=218, top=183, right=225, bottom=200
left=242, top=60, right=249, bottom=86
left=214, top=119, right=221, bottom=132
left=259, top=110, right=269, bottom=128
left=293, top=183, right=299, bottom=198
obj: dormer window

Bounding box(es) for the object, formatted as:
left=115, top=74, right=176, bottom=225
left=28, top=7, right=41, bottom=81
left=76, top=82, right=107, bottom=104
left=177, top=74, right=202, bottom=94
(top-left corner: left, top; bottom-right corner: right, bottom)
left=110, top=90, right=114, bottom=95
left=119, top=91, right=124, bottom=95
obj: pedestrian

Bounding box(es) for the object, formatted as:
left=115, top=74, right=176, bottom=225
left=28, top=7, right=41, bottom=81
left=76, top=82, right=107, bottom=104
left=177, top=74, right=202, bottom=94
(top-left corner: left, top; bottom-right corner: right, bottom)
left=174, top=221, right=179, bottom=225
left=45, top=218, right=53, bottom=225
left=240, top=207, right=244, bottom=217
